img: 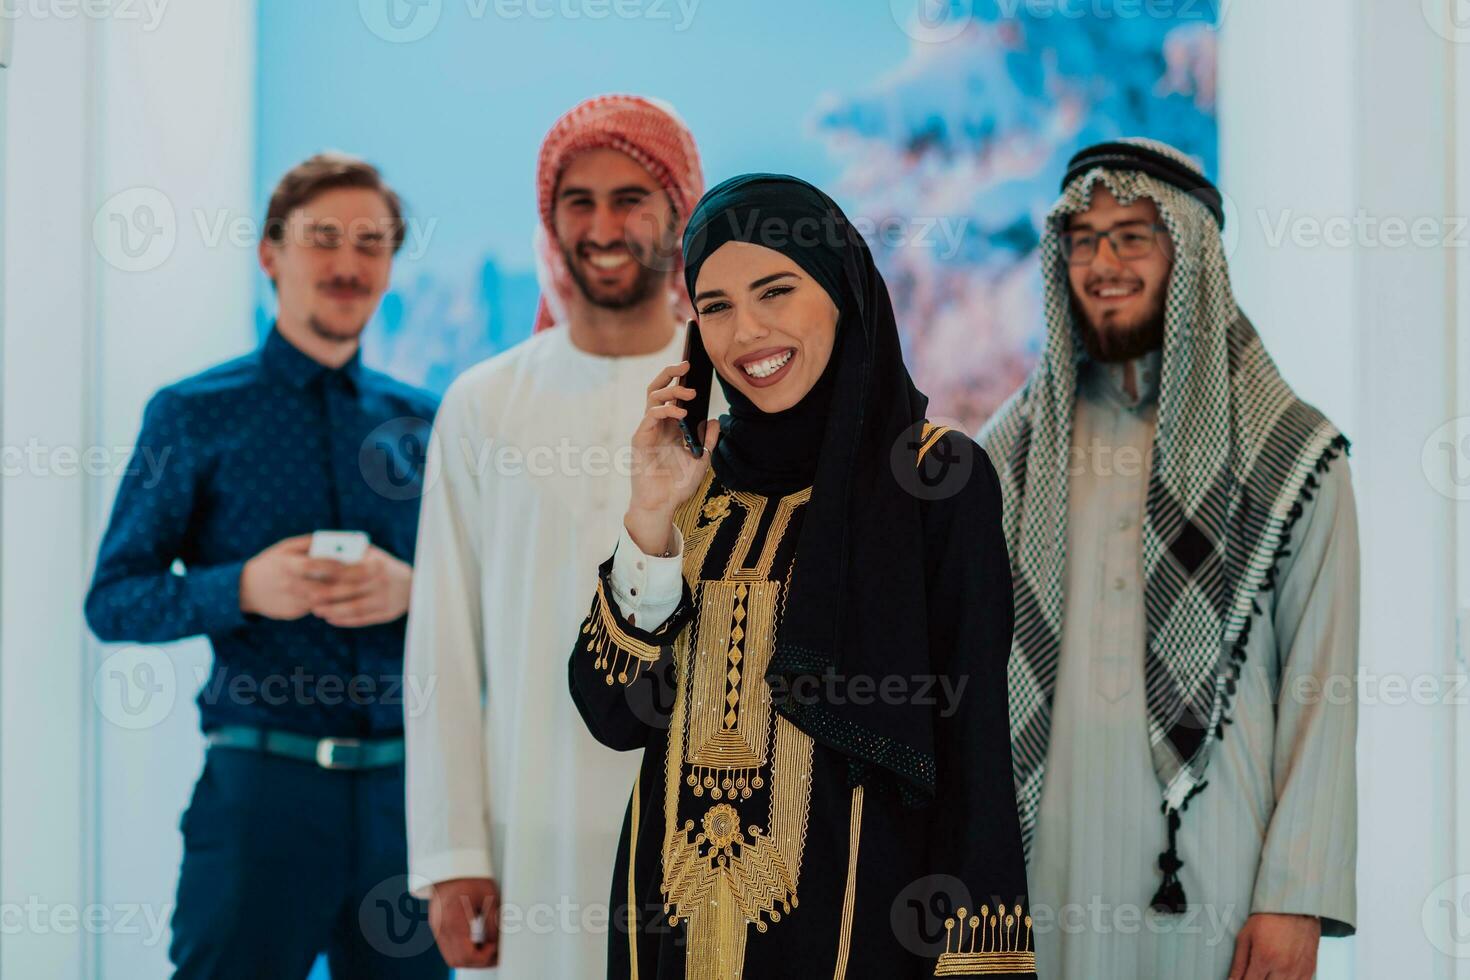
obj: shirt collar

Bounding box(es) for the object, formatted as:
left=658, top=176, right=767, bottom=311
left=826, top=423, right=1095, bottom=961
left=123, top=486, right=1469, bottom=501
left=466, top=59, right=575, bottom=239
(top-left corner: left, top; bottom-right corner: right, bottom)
left=1079, top=347, right=1161, bottom=412
left=261, top=325, right=364, bottom=394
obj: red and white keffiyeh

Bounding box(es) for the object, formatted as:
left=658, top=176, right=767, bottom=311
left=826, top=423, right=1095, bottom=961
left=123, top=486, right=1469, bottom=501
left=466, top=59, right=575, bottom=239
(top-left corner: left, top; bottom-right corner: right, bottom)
left=532, top=94, right=704, bottom=332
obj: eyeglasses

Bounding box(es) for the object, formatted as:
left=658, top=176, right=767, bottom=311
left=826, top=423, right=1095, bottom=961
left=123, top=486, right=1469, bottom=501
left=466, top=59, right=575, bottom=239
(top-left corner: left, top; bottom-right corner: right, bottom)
left=1059, top=222, right=1168, bottom=265
left=301, top=220, right=395, bottom=257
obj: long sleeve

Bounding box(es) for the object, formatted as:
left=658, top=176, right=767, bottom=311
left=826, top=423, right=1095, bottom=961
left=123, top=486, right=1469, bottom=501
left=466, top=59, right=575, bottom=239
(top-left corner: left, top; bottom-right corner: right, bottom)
left=1250, top=456, right=1359, bottom=936
left=923, top=437, right=1036, bottom=978
left=607, top=523, right=686, bottom=628
left=404, top=378, right=495, bottom=895
left=84, top=389, right=248, bottom=643
left=568, top=530, right=694, bottom=752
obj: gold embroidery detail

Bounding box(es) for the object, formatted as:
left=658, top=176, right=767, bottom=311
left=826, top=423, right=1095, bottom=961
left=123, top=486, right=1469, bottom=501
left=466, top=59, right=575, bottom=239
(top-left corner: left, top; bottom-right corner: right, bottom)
left=725, top=488, right=812, bottom=581
left=685, top=581, right=778, bottom=799
left=933, top=903, right=1035, bottom=977
left=832, top=786, right=864, bottom=979
left=584, top=578, right=666, bottom=686
left=722, top=492, right=767, bottom=578
left=677, top=469, right=729, bottom=586
left=702, top=493, right=732, bottom=521
left=658, top=479, right=816, bottom=980
left=700, top=803, right=743, bottom=851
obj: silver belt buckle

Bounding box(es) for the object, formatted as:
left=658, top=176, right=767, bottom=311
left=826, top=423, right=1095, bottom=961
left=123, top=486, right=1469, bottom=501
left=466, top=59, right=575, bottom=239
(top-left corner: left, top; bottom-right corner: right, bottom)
left=315, top=736, right=363, bottom=770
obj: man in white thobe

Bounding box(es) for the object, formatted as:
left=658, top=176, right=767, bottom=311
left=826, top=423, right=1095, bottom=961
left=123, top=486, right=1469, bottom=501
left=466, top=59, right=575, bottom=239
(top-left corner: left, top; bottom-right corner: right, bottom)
left=404, top=94, right=708, bottom=977
left=983, top=138, right=1358, bottom=980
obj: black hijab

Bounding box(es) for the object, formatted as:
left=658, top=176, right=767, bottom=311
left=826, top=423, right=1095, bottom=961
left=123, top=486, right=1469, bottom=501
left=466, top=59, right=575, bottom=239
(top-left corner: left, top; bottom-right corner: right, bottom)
left=682, top=174, right=939, bottom=802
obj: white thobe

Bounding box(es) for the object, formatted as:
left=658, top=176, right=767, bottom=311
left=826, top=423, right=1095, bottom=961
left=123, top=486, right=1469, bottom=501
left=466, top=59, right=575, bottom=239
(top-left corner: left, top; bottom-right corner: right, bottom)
left=405, top=323, right=703, bottom=978
left=1029, top=352, right=1360, bottom=979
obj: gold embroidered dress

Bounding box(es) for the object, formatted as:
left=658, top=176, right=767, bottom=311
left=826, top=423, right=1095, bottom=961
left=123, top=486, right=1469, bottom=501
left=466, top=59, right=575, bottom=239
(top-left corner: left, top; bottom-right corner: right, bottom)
left=570, top=431, right=1036, bottom=979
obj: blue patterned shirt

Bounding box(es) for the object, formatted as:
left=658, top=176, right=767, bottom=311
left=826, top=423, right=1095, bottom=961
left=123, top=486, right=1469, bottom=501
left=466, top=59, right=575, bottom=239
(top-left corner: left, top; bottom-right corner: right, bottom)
left=85, top=327, right=438, bottom=737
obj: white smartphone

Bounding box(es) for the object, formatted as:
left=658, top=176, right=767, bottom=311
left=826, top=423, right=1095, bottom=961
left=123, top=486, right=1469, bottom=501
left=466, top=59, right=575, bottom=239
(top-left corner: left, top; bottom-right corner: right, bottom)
left=309, top=530, right=370, bottom=564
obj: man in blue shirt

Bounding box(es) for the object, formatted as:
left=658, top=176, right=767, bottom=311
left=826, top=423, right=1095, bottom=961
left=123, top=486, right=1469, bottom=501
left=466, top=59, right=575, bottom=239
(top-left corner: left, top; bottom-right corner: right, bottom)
left=86, top=153, right=448, bottom=979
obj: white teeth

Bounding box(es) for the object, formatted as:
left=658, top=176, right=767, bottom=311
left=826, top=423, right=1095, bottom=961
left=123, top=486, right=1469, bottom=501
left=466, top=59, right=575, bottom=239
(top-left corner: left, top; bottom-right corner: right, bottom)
left=587, top=254, right=631, bottom=270
left=741, top=350, right=794, bottom=379
left=1096, top=286, right=1139, bottom=298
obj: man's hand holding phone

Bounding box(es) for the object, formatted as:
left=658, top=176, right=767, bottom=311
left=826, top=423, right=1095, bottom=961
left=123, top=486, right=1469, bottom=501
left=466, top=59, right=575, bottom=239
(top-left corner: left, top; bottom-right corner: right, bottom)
left=239, top=533, right=412, bottom=627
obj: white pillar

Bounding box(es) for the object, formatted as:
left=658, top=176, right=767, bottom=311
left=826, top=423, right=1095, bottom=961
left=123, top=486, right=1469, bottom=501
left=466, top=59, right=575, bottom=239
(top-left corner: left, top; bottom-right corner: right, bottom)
left=0, top=4, right=257, bottom=977
left=1220, top=1, right=1464, bottom=977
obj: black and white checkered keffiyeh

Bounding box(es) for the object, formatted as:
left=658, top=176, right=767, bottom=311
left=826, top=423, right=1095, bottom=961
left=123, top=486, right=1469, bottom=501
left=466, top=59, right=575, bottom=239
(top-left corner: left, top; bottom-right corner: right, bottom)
left=980, top=139, right=1348, bottom=911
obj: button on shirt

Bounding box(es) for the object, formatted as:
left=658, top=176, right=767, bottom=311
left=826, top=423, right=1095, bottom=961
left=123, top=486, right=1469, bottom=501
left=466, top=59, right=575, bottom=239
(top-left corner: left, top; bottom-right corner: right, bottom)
left=85, top=327, right=438, bottom=737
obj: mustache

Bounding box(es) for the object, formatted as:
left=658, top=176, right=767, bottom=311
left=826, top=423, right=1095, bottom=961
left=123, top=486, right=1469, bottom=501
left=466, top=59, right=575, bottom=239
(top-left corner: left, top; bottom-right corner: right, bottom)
left=318, top=278, right=371, bottom=295
left=1082, top=272, right=1144, bottom=290
left=575, top=240, right=645, bottom=261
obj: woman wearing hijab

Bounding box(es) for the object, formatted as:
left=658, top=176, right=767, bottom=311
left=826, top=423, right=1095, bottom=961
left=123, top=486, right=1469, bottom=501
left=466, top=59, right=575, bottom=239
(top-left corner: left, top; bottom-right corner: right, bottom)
left=568, top=174, right=1034, bottom=979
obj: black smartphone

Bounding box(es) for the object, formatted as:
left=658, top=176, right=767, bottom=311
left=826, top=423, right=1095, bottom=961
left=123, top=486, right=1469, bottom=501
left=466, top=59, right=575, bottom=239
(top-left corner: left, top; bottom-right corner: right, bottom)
left=676, top=319, right=714, bottom=457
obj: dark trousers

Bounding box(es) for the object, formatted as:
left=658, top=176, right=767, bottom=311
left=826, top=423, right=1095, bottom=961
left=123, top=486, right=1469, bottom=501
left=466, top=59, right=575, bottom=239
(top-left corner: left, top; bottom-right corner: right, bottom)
left=169, top=747, right=448, bottom=980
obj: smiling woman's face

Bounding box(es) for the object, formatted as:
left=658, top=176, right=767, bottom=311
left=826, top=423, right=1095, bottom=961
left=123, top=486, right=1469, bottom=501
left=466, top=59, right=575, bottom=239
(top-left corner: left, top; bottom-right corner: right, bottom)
left=692, top=241, right=839, bottom=413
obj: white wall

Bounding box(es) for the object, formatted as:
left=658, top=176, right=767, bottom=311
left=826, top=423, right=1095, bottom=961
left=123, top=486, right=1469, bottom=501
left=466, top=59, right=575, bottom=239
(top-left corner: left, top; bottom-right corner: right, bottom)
left=2, top=14, right=99, bottom=978
left=1220, top=1, right=1466, bottom=977
left=1, top=4, right=257, bottom=978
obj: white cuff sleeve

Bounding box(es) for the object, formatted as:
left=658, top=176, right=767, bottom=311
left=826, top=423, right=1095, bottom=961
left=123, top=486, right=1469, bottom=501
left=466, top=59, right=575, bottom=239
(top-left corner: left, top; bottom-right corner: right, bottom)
left=609, top=522, right=685, bottom=631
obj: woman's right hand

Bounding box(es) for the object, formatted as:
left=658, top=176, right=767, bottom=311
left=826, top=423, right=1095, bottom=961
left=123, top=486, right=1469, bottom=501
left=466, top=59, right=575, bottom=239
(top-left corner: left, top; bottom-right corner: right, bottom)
left=626, top=360, right=720, bottom=555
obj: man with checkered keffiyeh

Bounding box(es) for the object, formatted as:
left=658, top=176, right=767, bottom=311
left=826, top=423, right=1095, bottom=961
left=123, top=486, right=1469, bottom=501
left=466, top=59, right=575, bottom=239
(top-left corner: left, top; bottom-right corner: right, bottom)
left=981, top=139, right=1359, bottom=980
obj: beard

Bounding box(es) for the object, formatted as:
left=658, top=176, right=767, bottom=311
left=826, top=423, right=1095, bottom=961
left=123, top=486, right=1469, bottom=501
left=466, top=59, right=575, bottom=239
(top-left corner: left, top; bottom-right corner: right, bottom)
left=1072, top=293, right=1166, bottom=364
left=561, top=213, right=677, bottom=312
left=563, top=246, right=666, bottom=311
left=307, top=312, right=370, bottom=342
